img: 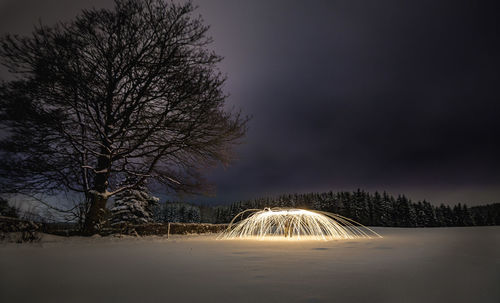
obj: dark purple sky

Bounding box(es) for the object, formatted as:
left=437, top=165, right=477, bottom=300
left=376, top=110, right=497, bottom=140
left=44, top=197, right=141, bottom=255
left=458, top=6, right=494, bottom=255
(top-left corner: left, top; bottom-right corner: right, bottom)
left=1, top=0, right=499, bottom=206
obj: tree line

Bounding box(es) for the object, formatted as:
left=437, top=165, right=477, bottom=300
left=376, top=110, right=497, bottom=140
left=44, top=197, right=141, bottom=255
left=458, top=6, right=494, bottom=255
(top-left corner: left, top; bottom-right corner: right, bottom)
left=157, top=190, right=500, bottom=227
left=3, top=190, right=499, bottom=228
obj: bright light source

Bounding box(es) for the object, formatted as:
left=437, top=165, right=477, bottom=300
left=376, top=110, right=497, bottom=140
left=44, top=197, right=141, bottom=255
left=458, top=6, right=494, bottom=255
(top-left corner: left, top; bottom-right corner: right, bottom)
left=218, top=208, right=382, bottom=241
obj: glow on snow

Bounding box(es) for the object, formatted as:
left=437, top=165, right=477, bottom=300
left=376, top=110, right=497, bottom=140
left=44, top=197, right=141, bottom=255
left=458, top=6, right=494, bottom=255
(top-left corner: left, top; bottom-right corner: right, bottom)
left=219, top=208, right=382, bottom=241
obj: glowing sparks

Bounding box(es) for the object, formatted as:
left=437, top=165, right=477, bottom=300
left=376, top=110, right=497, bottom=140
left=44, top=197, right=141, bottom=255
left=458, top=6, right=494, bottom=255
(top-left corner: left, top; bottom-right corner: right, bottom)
left=218, top=208, right=382, bottom=241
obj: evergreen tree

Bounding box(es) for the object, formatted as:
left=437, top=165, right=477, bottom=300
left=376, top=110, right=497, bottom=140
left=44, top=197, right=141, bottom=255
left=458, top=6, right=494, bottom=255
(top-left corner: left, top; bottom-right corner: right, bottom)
left=422, top=201, right=438, bottom=227
left=394, top=195, right=416, bottom=227
left=0, top=197, right=18, bottom=218
left=380, top=192, right=394, bottom=226
left=371, top=191, right=383, bottom=226
left=414, top=202, right=425, bottom=227
left=110, top=186, right=159, bottom=225
left=453, top=204, right=464, bottom=226
left=462, top=205, right=474, bottom=226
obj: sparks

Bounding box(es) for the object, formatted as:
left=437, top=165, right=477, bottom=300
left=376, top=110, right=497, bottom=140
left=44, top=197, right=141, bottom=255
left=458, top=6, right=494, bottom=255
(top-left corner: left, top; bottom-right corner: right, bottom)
left=218, top=208, right=382, bottom=241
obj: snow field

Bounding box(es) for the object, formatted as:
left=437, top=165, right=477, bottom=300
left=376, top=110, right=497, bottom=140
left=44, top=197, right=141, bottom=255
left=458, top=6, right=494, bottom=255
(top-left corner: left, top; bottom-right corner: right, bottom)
left=1, top=227, right=499, bottom=303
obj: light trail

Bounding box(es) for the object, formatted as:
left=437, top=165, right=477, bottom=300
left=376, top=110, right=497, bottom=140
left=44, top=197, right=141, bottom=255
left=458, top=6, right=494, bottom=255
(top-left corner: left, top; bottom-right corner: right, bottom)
left=218, top=208, right=382, bottom=241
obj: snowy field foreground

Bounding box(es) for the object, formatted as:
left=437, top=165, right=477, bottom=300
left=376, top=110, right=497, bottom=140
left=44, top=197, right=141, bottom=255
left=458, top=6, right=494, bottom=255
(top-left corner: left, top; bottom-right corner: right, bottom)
left=1, top=227, right=499, bottom=303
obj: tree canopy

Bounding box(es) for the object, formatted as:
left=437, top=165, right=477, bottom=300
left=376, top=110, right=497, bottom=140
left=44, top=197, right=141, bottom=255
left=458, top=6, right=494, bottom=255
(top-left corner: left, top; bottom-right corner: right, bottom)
left=0, top=0, right=247, bottom=234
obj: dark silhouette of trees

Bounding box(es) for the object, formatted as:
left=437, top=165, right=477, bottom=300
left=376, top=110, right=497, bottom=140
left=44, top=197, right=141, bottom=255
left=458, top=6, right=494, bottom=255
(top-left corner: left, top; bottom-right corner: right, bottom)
left=0, top=0, right=247, bottom=234
left=186, top=190, right=499, bottom=227
left=470, top=203, right=500, bottom=226
left=155, top=201, right=201, bottom=223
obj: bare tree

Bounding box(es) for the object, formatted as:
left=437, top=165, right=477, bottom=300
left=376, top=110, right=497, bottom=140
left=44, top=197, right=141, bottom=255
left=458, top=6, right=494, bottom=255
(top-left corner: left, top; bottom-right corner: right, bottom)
left=0, top=0, right=247, bottom=234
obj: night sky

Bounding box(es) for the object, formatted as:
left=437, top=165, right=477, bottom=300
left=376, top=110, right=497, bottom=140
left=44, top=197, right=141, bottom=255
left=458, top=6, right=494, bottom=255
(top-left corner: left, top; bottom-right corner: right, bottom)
left=1, top=0, right=499, bottom=206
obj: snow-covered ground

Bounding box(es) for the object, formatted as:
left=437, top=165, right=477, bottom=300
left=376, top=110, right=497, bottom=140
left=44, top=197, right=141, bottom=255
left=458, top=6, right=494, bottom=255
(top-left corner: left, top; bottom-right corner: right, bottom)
left=1, top=227, right=499, bottom=303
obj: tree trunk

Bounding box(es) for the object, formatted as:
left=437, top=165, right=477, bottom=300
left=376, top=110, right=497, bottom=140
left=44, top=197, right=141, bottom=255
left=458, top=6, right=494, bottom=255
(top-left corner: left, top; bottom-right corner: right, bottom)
left=82, top=152, right=111, bottom=235
left=82, top=194, right=108, bottom=235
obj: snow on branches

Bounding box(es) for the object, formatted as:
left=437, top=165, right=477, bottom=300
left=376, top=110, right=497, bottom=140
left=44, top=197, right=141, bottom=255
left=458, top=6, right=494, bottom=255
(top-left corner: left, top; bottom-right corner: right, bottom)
left=110, top=187, right=159, bottom=225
